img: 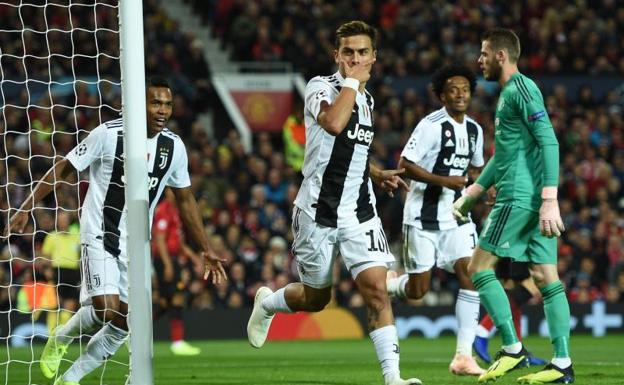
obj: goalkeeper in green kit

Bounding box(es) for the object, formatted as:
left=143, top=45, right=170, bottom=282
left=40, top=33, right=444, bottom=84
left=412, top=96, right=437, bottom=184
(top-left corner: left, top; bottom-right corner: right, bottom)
left=453, top=28, right=573, bottom=384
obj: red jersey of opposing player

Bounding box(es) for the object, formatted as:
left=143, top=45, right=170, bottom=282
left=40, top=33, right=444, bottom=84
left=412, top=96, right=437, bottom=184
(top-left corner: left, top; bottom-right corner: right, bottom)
left=152, top=199, right=182, bottom=257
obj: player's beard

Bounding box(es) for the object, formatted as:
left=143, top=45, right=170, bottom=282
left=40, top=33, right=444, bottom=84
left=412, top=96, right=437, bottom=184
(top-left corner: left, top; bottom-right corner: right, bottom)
left=485, top=58, right=502, bottom=81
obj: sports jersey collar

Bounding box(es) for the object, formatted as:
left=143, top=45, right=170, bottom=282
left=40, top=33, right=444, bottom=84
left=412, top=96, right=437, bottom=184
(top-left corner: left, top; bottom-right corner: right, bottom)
left=503, top=72, right=522, bottom=89
left=442, top=107, right=465, bottom=125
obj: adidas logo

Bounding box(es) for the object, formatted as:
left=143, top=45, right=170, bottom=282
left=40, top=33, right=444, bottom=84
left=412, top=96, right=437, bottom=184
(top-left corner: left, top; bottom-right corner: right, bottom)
left=444, top=139, right=454, bottom=147
left=501, top=241, right=510, bottom=249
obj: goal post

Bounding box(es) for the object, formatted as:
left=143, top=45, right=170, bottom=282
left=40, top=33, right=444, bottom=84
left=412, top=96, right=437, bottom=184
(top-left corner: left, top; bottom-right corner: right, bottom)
left=0, top=0, right=153, bottom=383
left=119, top=0, right=153, bottom=384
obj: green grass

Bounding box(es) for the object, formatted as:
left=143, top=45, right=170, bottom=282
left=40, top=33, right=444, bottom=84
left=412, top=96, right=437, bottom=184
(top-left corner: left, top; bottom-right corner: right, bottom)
left=1, top=335, right=622, bottom=384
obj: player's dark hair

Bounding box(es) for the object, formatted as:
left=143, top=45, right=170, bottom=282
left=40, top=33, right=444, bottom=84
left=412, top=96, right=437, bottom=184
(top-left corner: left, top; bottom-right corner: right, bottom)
left=335, top=20, right=378, bottom=50
left=482, top=28, right=521, bottom=63
left=146, top=76, right=171, bottom=90
left=431, top=63, right=477, bottom=100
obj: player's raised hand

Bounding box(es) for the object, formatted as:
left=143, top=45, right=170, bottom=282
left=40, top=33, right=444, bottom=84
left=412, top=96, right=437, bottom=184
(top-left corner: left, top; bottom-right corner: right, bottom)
left=2, top=210, right=29, bottom=240
left=375, top=168, right=410, bottom=198
left=201, top=249, right=228, bottom=285
left=443, top=176, right=468, bottom=190
left=341, top=57, right=376, bottom=84
left=539, top=199, right=565, bottom=238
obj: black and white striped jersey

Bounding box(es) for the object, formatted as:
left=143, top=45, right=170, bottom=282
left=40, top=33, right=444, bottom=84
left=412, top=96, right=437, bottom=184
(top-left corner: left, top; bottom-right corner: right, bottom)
left=401, top=107, right=484, bottom=230
left=65, top=118, right=190, bottom=260
left=294, top=71, right=377, bottom=228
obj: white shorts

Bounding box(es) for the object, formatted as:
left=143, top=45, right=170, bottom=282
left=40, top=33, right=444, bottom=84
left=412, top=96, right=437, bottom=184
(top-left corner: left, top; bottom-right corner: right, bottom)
left=292, top=207, right=395, bottom=289
left=402, top=222, right=477, bottom=274
left=79, top=235, right=128, bottom=305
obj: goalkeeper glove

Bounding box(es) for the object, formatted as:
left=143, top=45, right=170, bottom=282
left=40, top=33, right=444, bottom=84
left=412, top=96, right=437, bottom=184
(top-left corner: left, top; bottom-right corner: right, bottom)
left=452, top=183, right=485, bottom=222
left=539, top=187, right=565, bottom=238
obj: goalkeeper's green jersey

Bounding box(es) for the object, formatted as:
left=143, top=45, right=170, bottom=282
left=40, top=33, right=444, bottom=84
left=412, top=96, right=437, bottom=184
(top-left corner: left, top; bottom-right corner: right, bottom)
left=477, top=72, right=559, bottom=211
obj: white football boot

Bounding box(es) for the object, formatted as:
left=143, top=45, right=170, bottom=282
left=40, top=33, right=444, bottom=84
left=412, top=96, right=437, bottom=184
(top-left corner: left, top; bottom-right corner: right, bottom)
left=247, top=286, right=275, bottom=348
left=385, top=375, right=423, bottom=385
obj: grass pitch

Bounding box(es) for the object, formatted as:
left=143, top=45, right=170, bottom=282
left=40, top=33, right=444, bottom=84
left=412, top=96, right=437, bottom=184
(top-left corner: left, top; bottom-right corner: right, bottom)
left=1, top=334, right=621, bottom=384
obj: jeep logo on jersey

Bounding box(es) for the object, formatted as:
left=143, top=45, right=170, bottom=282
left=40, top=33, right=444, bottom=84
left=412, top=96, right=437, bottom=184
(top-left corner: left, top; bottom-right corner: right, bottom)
left=148, top=176, right=160, bottom=190
left=442, top=153, right=470, bottom=169
left=346, top=123, right=374, bottom=145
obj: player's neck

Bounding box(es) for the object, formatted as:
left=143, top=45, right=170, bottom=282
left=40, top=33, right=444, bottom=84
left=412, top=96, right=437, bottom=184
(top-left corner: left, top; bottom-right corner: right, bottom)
left=445, top=107, right=464, bottom=124
left=499, top=65, right=519, bottom=87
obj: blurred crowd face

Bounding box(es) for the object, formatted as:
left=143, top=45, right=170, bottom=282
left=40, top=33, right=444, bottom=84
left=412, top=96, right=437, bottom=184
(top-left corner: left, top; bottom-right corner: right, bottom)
left=146, top=86, right=173, bottom=137
left=334, top=34, right=376, bottom=78
left=478, top=40, right=502, bottom=81
left=56, top=211, right=71, bottom=231
left=441, top=76, right=471, bottom=116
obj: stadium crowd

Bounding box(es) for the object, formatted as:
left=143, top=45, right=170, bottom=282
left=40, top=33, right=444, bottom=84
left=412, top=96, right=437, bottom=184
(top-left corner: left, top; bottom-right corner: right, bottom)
left=1, top=0, right=623, bottom=320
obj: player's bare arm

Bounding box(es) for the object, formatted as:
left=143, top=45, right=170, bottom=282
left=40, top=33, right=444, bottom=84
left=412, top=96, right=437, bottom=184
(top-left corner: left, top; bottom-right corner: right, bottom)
left=3, top=158, right=75, bottom=237
left=369, top=164, right=409, bottom=198
left=397, top=156, right=468, bottom=191
left=181, top=242, right=204, bottom=276
left=154, top=231, right=175, bottom=282
left=172, top=186, right=227, bottom=283
left=317, top=57, right=375, bottom=136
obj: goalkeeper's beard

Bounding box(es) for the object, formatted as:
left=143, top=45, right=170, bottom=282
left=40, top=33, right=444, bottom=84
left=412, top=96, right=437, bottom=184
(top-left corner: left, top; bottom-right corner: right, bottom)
left=485, top=60, right=502, bottom=81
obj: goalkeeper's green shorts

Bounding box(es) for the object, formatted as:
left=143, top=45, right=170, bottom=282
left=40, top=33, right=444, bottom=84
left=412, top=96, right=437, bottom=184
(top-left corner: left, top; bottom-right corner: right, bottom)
left=478, top=203, right=557, bottom=264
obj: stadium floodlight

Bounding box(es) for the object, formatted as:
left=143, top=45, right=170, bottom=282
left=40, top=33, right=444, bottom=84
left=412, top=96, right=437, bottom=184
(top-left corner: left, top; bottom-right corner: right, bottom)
left=0, top=0, right=152, bottom=384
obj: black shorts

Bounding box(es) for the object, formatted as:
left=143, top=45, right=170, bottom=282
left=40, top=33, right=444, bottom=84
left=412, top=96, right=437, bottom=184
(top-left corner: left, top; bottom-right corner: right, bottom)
left=55, top=267, right=81, bottom=301
left=495, top=258, right=531, bottom=281
left=153, top=257, right=185, bottom=299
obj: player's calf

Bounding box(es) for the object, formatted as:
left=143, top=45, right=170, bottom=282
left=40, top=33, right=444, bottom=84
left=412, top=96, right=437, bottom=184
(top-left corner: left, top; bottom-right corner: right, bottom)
left=386, top=272, right=430, bottom=300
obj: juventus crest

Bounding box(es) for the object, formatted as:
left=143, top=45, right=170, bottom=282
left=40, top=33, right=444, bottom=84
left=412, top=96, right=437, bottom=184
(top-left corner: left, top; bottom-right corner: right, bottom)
left=158, top=147, right=170, bottom=169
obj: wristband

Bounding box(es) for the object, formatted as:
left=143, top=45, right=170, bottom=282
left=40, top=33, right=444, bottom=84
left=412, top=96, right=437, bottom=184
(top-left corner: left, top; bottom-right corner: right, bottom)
left=342, top=77, right=360, bottom=91
left=541, top=186, right=558, bottom=200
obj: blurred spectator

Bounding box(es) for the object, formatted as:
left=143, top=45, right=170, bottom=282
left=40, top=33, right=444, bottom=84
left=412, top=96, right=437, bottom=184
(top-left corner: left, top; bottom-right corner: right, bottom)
left=40, top=211, right=81, bottom=329
left=282, top=105, right=306, bottom=172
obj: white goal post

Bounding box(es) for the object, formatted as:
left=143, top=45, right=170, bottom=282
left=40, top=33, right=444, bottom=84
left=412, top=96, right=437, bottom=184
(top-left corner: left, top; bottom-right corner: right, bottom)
left=119, top=0, right=153, bottom=384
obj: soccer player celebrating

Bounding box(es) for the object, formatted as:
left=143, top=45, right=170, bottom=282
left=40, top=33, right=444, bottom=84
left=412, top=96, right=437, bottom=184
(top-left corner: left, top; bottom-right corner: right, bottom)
left=246, top=20, right=420, bottom=385
left=386, top=63, right=486, bottom=376
left=454, top=28, right=573, bottom=383
left=5, top=77, right=226, bottom=385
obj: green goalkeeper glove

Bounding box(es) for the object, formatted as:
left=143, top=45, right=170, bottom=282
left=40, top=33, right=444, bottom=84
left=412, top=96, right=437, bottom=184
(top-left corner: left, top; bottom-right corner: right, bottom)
left=452, top=183, right=485, bottom=221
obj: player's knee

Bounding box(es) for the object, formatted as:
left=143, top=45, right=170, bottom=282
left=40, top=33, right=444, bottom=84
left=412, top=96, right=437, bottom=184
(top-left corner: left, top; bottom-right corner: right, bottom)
left=92, top=295, right=120, bottom=323
left=305, top=295, right=330, bottom=312
left=110, top=313, right=128, bottom=331
left=95, top=308, right=120, bottom=324
left=406, top=280, right=429, bottom=299
left=529, top=264, right=558, bottom=288
left=467, top=260, right=480, bottom=277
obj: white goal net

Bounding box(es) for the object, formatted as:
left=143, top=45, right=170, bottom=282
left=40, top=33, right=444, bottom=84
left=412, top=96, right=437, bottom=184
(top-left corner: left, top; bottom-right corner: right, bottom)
left=0, top=1, right=127, bottom=384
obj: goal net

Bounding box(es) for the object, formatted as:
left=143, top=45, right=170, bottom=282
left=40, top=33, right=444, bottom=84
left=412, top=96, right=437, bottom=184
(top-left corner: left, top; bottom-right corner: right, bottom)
left=0, top=0, right=128, bottom=384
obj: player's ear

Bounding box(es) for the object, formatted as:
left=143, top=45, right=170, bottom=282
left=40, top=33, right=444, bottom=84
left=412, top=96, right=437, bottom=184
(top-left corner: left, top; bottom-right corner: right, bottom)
left=334, top=49, right=339, bottom=64
left=496, top=48, right=506, bottom=64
